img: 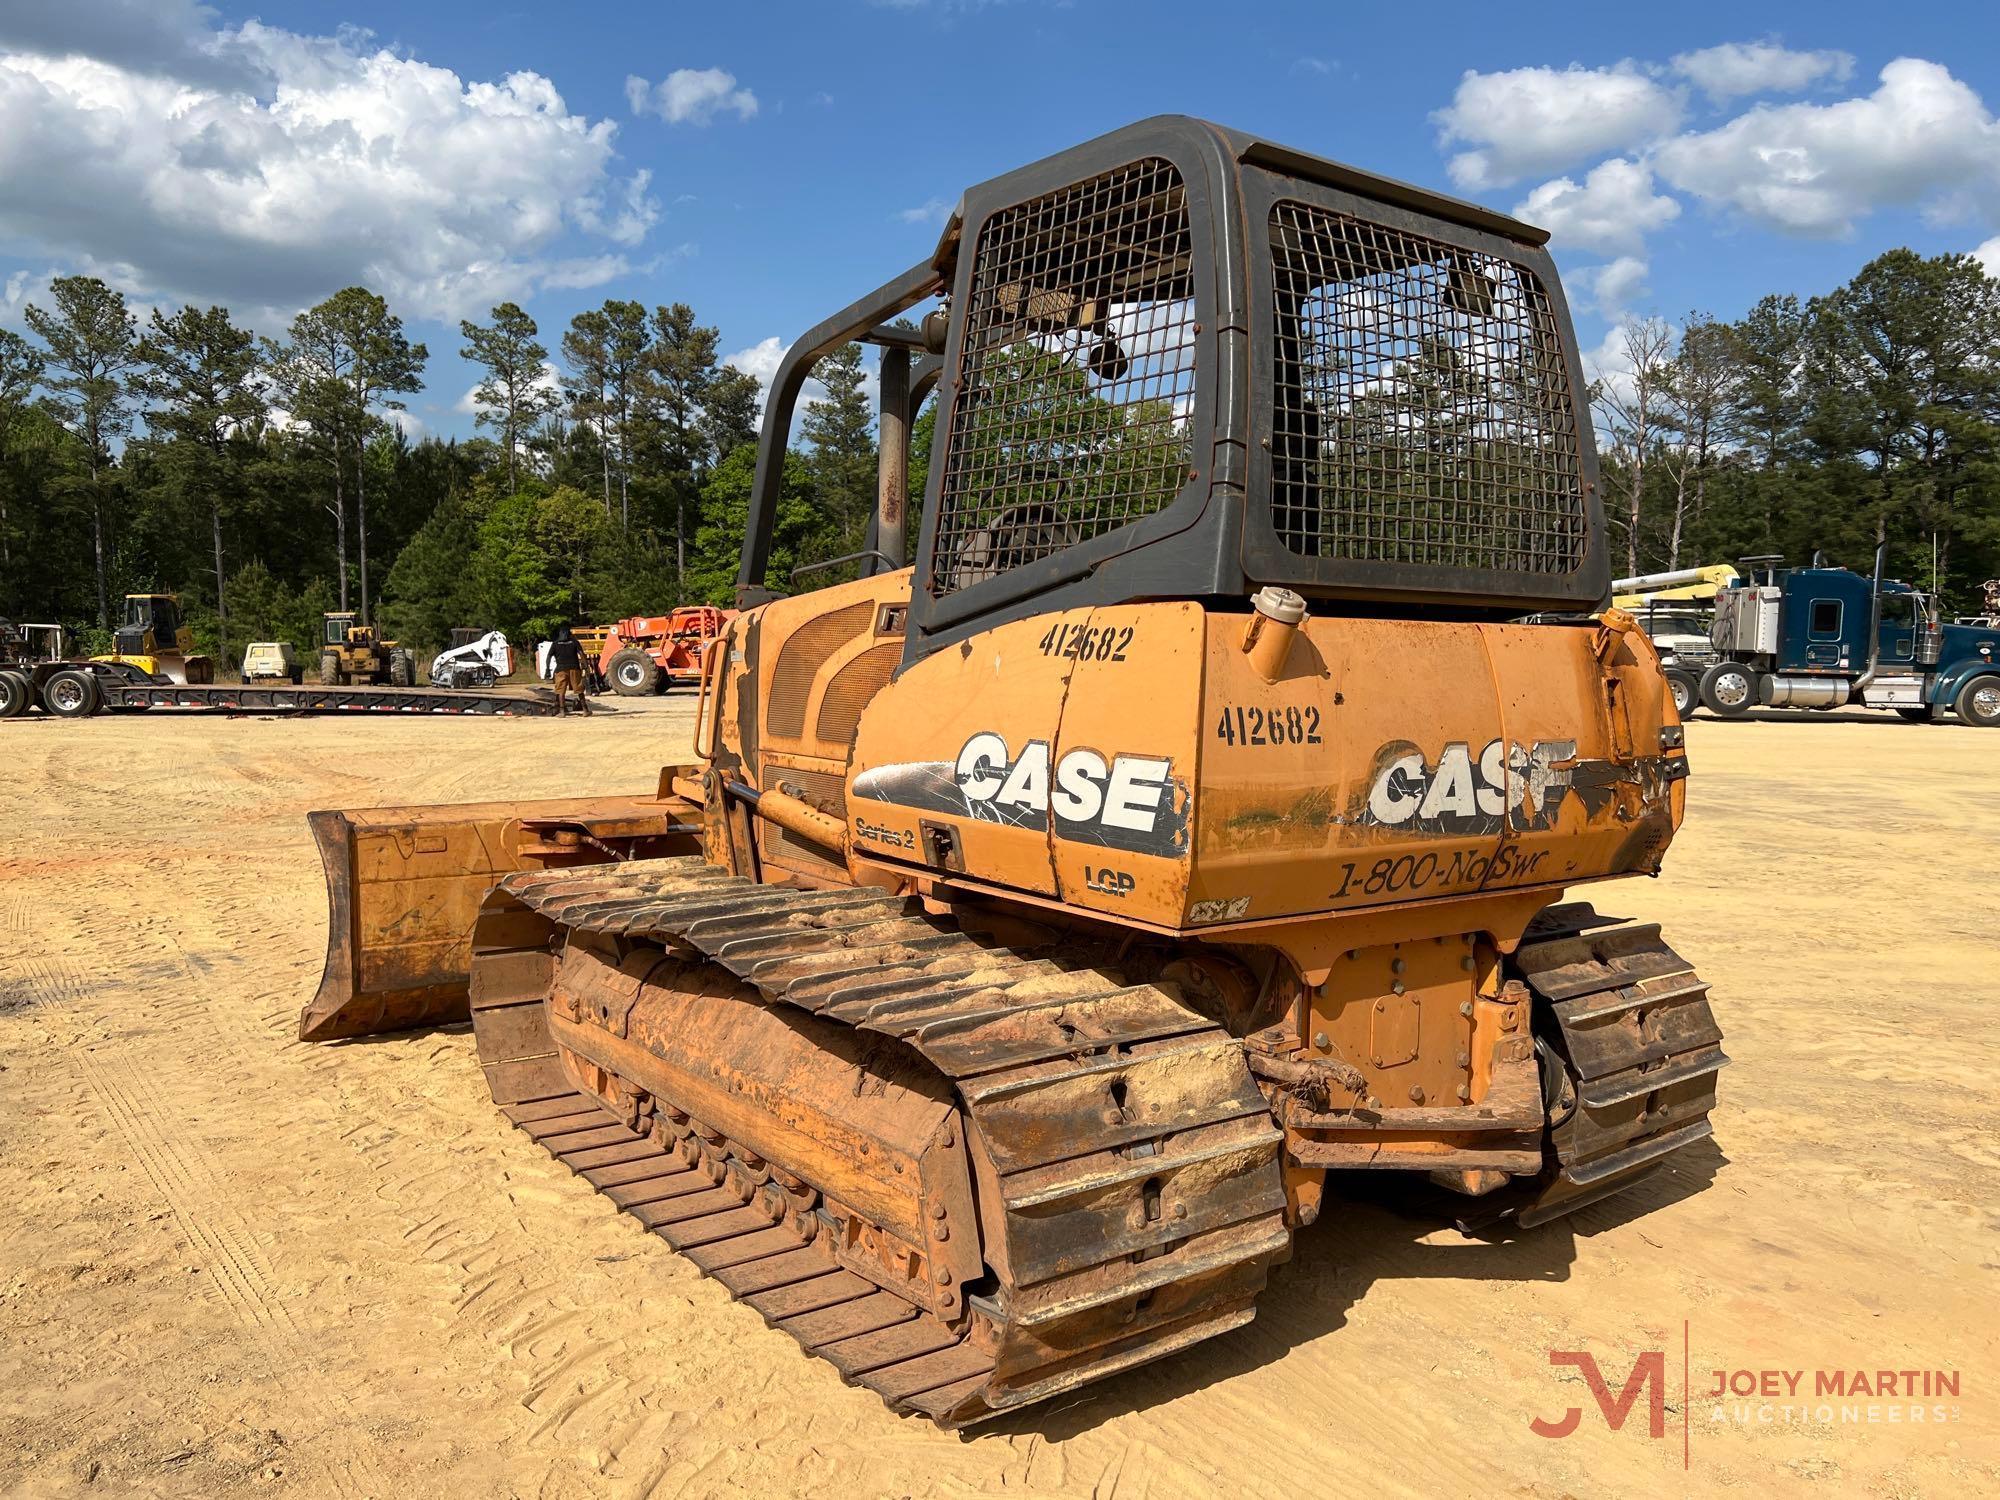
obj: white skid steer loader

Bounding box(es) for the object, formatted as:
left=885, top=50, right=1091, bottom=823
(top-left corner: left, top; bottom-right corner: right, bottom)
left=428, top=631, right=513, bottom=689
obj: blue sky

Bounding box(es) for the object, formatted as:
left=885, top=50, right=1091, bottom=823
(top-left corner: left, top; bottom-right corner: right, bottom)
left=1, top=0, right=1997, bottom=436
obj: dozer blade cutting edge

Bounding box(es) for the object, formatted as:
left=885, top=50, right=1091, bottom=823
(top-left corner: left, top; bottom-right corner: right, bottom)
left=301, top=783, right=705, bottom=1041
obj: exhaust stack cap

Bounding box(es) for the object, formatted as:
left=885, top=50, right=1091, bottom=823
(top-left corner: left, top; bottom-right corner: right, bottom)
left=1251, top=586, right=1307, bottom=626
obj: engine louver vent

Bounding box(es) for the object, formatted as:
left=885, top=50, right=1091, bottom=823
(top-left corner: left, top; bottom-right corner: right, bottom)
left=767, top=602, right=874, bottom=741
left=815, top=641, right=900, bottom=747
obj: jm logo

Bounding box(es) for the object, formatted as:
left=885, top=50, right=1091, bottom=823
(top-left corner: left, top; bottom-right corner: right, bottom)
left=1531, top=1351, right=1667, bottom=1439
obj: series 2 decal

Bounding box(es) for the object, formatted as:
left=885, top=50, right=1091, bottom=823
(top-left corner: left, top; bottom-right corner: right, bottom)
left=853, top=816, right=915, bottom=850
left=850, top=733, right=1189, bottom=857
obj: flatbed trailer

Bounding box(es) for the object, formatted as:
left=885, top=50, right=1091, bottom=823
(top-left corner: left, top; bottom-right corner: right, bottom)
left=97, top=681, right=560, bottom=715
left=0, top=656, right=560, bottom=718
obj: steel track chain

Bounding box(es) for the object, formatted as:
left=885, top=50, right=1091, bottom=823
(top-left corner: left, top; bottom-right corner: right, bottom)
left=464, top=856, right=1291, bottom=1425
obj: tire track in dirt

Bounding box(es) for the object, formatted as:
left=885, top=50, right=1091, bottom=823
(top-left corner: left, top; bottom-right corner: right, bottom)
left=0, top=956, right=94, bottom=1011
left=67, top=1043, right=388, bottom=1500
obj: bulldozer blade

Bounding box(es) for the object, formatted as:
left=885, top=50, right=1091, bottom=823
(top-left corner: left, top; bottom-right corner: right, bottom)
left=302, top=791, right=703, bottom=1042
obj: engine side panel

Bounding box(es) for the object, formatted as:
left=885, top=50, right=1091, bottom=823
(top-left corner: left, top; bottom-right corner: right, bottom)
left=844, top=603, right=1684, bottom=930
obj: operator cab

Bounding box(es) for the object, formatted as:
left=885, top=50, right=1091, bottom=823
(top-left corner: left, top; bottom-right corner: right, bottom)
left=738, top=116, right=1604, bottom=665
left=1714, top=557, right=1943, bottom=672
left=324, top=613, right=357, bottom=647
left=116, top=593, right=182, bottom=654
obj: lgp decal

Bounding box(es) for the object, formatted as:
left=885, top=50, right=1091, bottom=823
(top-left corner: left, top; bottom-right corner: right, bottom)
left=851, top=733, right=1188, bottom=856
left=1083, top=865, right=1135, bottom=898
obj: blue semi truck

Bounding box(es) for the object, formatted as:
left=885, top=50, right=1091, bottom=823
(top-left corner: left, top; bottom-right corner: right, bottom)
left=1685, top=549, right=2000, bottom=725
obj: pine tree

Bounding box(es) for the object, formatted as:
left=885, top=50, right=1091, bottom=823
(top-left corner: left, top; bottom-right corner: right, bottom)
left=25, top=276, right=139, bottom=627
left=1726, top=294, right=1807, bottom=468
left=133, top=305, right=265, bottom=664
left=379, top=493, right=481, bottom=656
left=0, top=328, right=43, bottom=576
left=460, top=303, right=556, bottom=493
left=639, top=302, right=723, bottom=579
left=800, top=342, right=876, bottom=560
left=700, top=364, right=763, bottom=464
left=262, top=288, right=428, bottom=620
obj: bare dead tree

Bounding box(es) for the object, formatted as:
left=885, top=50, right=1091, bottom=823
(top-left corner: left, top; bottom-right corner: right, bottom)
left=1592, top=316, right=1676, bottom=577
left=1656, top=314, right=1736, bottom=570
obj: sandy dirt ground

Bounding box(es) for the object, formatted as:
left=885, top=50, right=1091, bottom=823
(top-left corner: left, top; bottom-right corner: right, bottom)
left=1, top=695, right=1994, bottom=1500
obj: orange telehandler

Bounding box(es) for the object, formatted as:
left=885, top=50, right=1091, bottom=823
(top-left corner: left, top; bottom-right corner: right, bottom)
left=303, top=118, right=1723, bottom=1425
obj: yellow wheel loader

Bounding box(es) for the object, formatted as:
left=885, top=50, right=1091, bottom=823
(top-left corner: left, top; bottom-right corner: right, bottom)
left=304, top=118, right=1722, bottom=1425
left=93, top=593, right=214, bottom=683
left=316, top=611, right=416, bottom=687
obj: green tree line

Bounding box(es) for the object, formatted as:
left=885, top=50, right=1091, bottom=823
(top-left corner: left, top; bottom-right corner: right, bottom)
left=1592, top=248, right=2000, bottom=606
left=0, top=279, right=883, bottom=665
left=4, top=244, right=1994, bottom=665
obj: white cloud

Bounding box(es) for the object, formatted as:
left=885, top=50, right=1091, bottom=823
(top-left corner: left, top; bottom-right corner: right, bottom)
left=725, top=336, right=786, bottom=416
left=724, top=337, right=781, bottom=379
left=1580, top=256, right=1650, bottom=319
left=0, top=266, right=57, bottom=329
left=1434, top=63, right=1683, bottom=189
left=625, top=68, right=757, bottom=126
left=536, top=254, right=633, bottom=291
left=725, top=335, right=881, bottom=430
left=0, top=0, right=255, bottom=88
left=1976, top=236, right=2000, bottom=277
left=1654, top=58, right=2000, bottom=236
left=897, top=197, right=950, bottom=225
left=0, top=14, right=658, bottom=324
left=1671, top=42, right=1853, bottom=103
left=576, top=168, right=658, bottom=246
left=1582, top=323, right=1640, bottom=409
left=1514, top=158, right=1680, bottom=256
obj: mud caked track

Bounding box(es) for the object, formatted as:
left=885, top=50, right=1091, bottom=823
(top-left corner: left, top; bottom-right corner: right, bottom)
left=463, top=857, right=1723, bottom=1424
left=1498, top=906, right=1728, bottom=1227
left=469, top=857, right=1292, bottom=1424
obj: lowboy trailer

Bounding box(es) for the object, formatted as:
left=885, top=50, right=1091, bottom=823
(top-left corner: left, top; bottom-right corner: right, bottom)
left=0, top=657, right=559, bottom=719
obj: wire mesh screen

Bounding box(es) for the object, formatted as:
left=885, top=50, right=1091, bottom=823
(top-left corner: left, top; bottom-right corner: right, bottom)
left=930, top=158, right=1197, bottom=596
left=1268, top=201, right=1586, bottom=575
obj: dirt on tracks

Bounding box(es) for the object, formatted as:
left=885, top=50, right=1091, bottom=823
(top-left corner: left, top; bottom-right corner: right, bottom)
left=0, top=700, right=1994, bottom=1498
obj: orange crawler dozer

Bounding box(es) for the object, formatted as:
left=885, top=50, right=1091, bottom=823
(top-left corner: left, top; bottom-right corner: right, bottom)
left=303, top=118, right=1724, bottom=1426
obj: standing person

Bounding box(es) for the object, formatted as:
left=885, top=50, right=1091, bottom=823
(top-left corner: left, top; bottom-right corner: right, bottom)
left=548, top=623, right=592, bottom=717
